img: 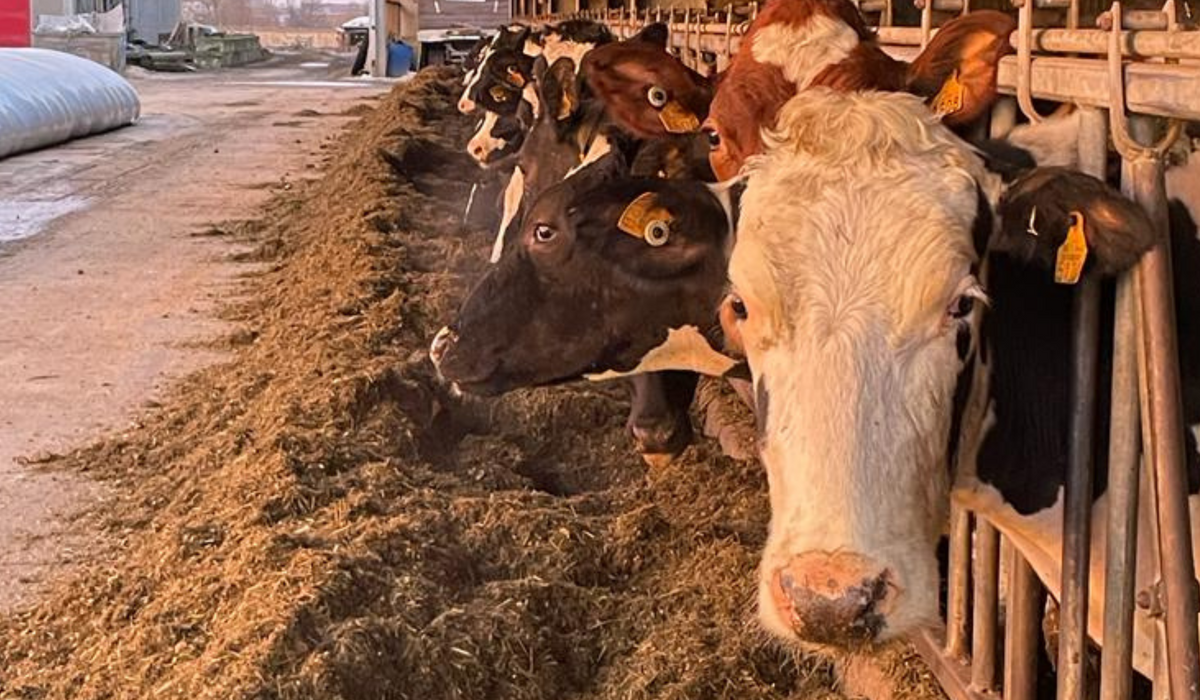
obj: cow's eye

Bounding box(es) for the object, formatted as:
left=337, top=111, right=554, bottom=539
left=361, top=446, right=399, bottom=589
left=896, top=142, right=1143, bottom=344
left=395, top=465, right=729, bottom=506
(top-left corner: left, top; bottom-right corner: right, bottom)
left=533, top=224, right=556, bottom=243
left=948, top=284, right=988, bottom=322
left=647, top=86, right=669, bottom=108
left=704, top=128, right=721, bottom=150
left=730, top=295, right=748, bottom=321
left=950, top=296, right=974, bottom=319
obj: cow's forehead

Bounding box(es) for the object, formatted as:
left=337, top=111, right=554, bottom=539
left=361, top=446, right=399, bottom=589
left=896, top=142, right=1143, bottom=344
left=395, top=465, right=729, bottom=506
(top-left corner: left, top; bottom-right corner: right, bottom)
left=730, top=92, right=987, bottom=340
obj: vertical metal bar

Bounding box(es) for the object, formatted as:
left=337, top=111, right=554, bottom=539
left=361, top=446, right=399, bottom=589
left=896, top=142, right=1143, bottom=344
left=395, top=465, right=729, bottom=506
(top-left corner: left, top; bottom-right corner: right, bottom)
left=972, top=521, right=1001, bottom=692
left=1057, top=105, right=1107, bottom=700
left=946, top=504, right=971, bottom=660
left=1126, top=114, right=1200, bottom=700
left=1006, top=551, right=1045, bottom=700
left=1129, top=149, right=1172, bottom=700
left=920, top=0, right=933, bottom=48
left=1099, top=125, right=1149, bottom=700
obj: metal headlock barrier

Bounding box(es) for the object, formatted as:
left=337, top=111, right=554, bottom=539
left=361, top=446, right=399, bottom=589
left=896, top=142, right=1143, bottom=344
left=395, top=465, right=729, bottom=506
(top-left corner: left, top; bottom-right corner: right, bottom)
left=513, top=1, right=1199, bottom=699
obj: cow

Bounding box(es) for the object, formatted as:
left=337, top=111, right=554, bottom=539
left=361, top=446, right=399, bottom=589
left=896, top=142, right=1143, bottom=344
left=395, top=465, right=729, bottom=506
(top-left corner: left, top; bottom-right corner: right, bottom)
left=432, top=10, right=1018, bottom=465
left=703, top=0, right=1015, bottom=179
left=463, top=28, right=543, bottom=165
left=712, top=87, right=1199, bottom=655
left=582, top=23, right=716, bottom=181
left=430, top=152, right=739, bottom=460
left=459, top=25, right=542, bottom=115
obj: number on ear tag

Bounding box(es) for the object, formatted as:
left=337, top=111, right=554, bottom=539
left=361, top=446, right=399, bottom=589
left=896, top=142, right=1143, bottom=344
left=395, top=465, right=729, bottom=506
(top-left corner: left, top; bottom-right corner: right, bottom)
left=931, top=70, right=965, bottom=118
left=1054, top=211, right=1089, bottom=285
left=659, top=101, right=700, bottom=133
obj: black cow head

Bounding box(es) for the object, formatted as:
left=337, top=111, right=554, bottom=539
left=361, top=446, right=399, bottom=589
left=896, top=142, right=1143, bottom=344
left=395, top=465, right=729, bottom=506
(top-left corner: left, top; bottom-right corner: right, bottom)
left=430, top=156, right=732, bottom=395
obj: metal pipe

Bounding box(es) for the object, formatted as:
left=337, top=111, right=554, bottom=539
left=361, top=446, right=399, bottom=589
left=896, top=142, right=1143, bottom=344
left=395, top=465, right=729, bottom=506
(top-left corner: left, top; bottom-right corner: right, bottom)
left=946, top=504, right=971, bottom=659
left=920, top=0, right=934, bottom=47
left=1017, top=0, right=1050, bottom=122
left=1056, top=105, right=1106, bottom=700
left=1097, top=8, right=1171, bottom=29
left=971, top=521, right=1000, bottom=692
left=1098, top=149, right=1146, bottom=700
left=994, top=56, right=1200, bottom=122
left=1128, top=121, right=1200, bottom=700
left=1005, top=551, right=1044, bottom=700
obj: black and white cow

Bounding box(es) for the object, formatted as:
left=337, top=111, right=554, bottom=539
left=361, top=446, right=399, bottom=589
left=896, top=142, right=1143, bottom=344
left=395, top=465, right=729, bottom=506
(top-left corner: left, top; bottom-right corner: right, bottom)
left=714, top=88, right=1199, bottom=656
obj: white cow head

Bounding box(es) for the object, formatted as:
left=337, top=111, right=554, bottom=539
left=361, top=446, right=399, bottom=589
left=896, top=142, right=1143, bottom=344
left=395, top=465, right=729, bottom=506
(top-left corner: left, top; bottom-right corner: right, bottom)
left=721, top=88, right=1157, bottom=648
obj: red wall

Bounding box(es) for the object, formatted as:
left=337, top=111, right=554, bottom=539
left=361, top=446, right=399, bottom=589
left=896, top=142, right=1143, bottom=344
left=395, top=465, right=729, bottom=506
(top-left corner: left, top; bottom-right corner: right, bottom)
left=0, top=1, right=31, bottom=47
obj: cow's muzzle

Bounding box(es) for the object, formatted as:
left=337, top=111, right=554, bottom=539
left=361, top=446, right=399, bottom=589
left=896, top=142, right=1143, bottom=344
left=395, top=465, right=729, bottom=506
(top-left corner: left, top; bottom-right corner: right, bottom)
left=769, top=552, right=898, bottom=647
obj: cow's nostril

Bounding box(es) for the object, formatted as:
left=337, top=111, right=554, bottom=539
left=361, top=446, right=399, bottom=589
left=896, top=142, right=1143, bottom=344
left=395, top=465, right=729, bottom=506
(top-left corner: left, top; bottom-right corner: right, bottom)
left=429, top=326, right=458, bottom=368
left=769, top=552, right=896, bottom=647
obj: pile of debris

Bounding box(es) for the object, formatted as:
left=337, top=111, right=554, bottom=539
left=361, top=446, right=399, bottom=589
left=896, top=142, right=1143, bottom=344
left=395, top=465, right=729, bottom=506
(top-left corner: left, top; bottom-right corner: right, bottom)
left=128, top=21, right=267, bottom=72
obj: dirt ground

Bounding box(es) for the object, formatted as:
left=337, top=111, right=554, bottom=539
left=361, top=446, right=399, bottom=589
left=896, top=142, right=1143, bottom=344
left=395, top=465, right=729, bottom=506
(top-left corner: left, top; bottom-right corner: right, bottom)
left=0, top=67, right=943, bottom=700
left=0, top=50, right=390, bottom=611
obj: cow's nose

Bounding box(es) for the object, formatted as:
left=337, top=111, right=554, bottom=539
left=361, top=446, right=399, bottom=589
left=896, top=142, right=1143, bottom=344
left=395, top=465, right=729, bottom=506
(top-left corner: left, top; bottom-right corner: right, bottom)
left=469, top=143, right=486, bottom=161
left=429, top=326, right=458, bottom=369
left=770, top=552, right=896, bottom=647
left=458, top=98, right=476, bottom=114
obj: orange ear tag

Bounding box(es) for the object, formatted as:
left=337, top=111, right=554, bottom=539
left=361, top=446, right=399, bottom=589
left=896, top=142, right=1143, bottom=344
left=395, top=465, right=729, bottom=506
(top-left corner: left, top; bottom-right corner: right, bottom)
left=1054, top=211, right=1089, bottom=285
left=505, top=66, right=526, bottom=87
left=931, top=70, right=965, bottom=118
left=618, top=192, right=673, bottom=246
left=659, top=101, right=701, bottom=133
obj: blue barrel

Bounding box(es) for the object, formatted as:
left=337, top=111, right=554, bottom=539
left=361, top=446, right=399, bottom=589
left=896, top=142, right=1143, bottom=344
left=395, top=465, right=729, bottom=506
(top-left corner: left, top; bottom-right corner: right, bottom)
left=387, top=41, right=413, bottom=77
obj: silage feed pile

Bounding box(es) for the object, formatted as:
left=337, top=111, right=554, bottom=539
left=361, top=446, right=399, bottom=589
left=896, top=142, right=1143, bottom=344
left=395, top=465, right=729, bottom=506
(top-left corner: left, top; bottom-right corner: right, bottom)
left=0, top=68, right=940, bottom=700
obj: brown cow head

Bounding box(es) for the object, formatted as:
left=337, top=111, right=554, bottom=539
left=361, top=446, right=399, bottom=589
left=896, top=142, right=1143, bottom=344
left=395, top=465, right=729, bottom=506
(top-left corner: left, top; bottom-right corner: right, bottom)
left=703, top=1, right=1014, bottom=180
left=582, top=23, right=713, bottom=141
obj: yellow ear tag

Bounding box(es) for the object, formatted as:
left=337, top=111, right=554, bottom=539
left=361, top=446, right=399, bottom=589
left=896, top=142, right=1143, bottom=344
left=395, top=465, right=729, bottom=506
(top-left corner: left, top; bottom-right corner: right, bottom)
left=489, top=85, right=510, bottom=102
left=618, top=192, right=673, bottom=244
left=931, top=70, right=965, bottom=118
left=1055, top=211, right=1089, bottom=285
left=659, top=101, right=701, bottom=133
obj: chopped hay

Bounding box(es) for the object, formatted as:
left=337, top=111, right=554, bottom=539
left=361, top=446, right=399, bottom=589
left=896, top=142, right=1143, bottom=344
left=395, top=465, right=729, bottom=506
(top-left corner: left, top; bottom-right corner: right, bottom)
left=0, top=68, right=945, bottom=700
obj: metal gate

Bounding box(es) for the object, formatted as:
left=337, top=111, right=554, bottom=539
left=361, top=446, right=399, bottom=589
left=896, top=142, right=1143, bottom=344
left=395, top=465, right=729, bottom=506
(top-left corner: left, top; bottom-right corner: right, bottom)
left=519, top=3, right=1200, bottom=699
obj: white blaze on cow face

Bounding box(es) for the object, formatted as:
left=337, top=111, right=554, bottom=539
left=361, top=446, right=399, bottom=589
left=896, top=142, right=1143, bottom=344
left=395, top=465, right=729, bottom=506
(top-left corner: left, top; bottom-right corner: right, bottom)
left=468, top=111, right=506, bottom=165
left=491, top=165, right=525, bottom=264
left=459, top=41, right=495, bottom=114
left=750, top=14, right=860, bottom=90
left=729, top=89, right=997, bottom=646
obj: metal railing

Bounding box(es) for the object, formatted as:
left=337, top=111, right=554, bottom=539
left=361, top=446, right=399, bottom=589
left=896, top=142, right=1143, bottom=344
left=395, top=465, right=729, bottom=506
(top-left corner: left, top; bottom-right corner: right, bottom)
left=517, top=2, right=1200, bottom=699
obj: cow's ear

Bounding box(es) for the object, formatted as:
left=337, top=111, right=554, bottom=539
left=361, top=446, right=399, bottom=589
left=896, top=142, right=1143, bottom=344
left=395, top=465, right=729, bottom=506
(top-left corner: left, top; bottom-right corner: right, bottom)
left=993, top=167, right=1160, bottom=279
left=629, top=22, right=669, bottom=49
left=905, top=10, right=1015, bottom=126
left=540, top=57, right=579, bottom=121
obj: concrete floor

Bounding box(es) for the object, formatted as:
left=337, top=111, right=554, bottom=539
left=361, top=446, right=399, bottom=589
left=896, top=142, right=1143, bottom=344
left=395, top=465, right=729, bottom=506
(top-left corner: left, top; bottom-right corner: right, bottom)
left=0, top=51, right=393, bottom=611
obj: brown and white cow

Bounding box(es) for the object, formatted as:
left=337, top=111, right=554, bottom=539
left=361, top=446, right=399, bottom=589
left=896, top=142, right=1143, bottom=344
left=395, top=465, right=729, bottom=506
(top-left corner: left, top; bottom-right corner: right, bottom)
left=703, top=0, right=1015, bottom=179
left=719, top=88, right=1197, bottom=650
